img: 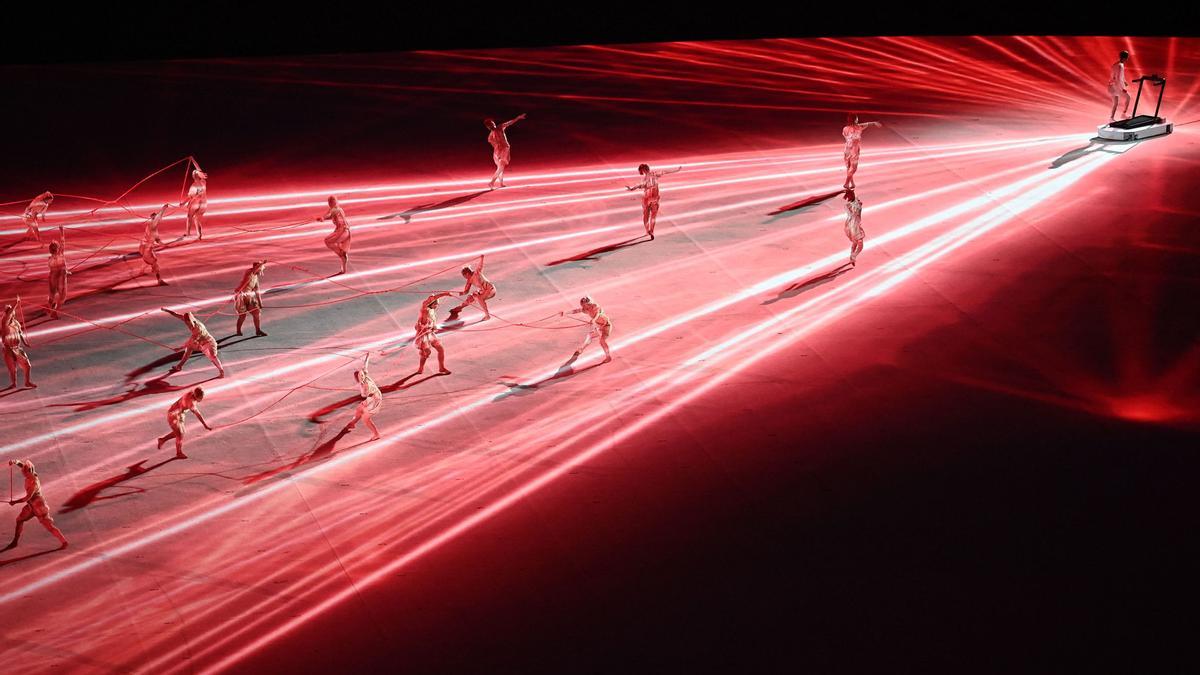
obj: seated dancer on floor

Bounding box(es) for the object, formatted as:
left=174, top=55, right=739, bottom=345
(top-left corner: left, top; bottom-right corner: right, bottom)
left=316, top=196, right=352, bottom=276
left=3, top=297, right=34, bottom=389
left=348, top=353, right=383, bottom=441
left=157, top=386, right=213, bottom=459
left=448, top=255, right=496, bottom=321
left=46, top=226, right=69, bottom=319
left=233, top=260, right=268, bottom=336
left=4, top=459, right=69, bottom=551
left=567, top=295, right=613, bottom=363
left=162, top=308, right=225, bottom=378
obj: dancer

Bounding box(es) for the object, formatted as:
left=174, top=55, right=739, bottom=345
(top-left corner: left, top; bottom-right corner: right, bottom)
left=161, top=308, right=225, bottom=377
left=4, top=460, right=68, bottom=551
left=348, top=353, right=383, bottom=441
left=47, top=226, right=69, bottom=319
left=626, top=164, right=682, bottom=240
left=139, top=215, right=169, bottom=286
left=414, top=292, right=453, bottom=375
left=485, top=113, right=527, bottom=189
left=144, top=205, right=168, bottom=246
left=843, top=114, right=882, bottom=190
left=181, top=166, right=208, bottom=239
left=843, top=189, right=864, bottom=266
left=316, top=196, right=351, bottom=275
left=23, top=191, right=53, bottom=242
left=233, top=260, right=268, bottom=336
left=2, top=298, right=34, bottom=389
left=447, top=255, right=496, bottom=321
left=1109, top=50, right=1131, bottom=122
left=567, top=295, right=612, bottom=363
left=157, top=386, right=212, bottom=459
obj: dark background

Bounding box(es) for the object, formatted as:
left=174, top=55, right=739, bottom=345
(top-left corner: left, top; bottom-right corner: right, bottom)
left=2, top=2, right=1197, bottom=64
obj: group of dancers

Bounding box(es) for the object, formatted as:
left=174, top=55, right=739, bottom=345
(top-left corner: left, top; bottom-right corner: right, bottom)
left=3, top=110, right=877, bottom=552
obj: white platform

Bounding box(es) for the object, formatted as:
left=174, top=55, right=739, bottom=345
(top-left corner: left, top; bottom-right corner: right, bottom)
left=1097, top=121, right=1173, bottom=142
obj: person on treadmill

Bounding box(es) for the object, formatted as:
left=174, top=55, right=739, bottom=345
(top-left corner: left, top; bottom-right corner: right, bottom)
left=1109, top=50, right=1131, bottom=122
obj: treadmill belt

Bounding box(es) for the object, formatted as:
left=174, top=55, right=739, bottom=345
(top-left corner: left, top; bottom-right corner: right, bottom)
left=1109, top=115, right=1160, bottom=130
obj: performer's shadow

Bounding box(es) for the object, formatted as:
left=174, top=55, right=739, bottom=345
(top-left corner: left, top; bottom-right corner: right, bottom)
left=240, top=424, right=372, bottom=486
left=24, top=277, right=143, bottom=326
left=52, top=377, right=196, bottom=412
left=377, top=190, right=489, bottom=223
left=0, top=385, right=36, bottom=399
left=765, top=189, right=847, bottom=222
left=493, top=354, right=605, bottom=401
left=306, top=372, right=444, bottom=423
left=127, top=352, right=185, bottom=381
left=217, top=334, right=265, bottom=347
left=762, top=264, right=853, bottom=305
left=545, top=236, right=649, bottom=268
left=0, top=546, right=63, bottom=567
left=60, top=457, right=180, bottom=513
left=1050, top=138, right=1136, bottom=169
left=70, top=252, right=141, bottom=277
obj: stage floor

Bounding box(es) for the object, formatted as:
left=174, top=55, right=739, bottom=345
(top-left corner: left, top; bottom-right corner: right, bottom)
left=2, top=37, right=1198, bottom=672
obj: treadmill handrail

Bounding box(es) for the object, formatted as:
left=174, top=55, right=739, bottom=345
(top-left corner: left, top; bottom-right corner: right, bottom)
left=1128, top=74, right=1167, bottom=121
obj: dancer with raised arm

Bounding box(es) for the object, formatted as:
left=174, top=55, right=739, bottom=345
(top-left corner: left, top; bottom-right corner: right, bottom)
left=348, top=353, right=383, bottom=441
left=485, top=113, right=527, bottom=189
left=414, top=292, right=453, bottom=375
left=2, top=298, right=34, bottom=388
left=4, top=460, right=69, bottom=551
left=182, top=166, right=208, bottom=239
left=162, top=308, right=225, bottom=378
left=627, top=164, right=682, bottom=240
left=144, top=205, right=168, bottom=246
left=843, top=114, right=881, bottom=190
left=447, top=255, right=496, bottom=321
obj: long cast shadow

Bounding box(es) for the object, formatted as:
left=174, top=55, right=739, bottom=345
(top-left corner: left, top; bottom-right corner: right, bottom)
left=306, top=371, right=444, bottom=423
left=377, top=190, right=489, bottom=222
left=545, top=236, right=649, bottom=267
left=766, top=189, right=847, bottom=218
left=0, top=547, right=63, bottom=567
left=494, top=355, right=606, bottom=401
left=127, top=348, right=226, bottom=382
left=0, top=386, right=36, bottom=400
left=52, top=376, right=195, bottom=412
left=217, top=334, right=265, bottom=348
left=60, top=456, right=180, bottom=513
left=240, top=423, right=373, bottom=485
left=1050, top=138, right=1137, bottom=169
left=763, top=264, right=853, bottom=305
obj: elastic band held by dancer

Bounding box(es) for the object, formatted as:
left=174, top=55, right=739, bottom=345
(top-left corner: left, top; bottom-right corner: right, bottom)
left=5, top=459, right=68, bottom=551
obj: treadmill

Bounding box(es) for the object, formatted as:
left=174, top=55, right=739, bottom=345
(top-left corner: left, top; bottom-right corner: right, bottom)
left=1098, top=74, right=1173, bottom=141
